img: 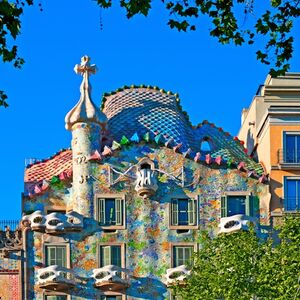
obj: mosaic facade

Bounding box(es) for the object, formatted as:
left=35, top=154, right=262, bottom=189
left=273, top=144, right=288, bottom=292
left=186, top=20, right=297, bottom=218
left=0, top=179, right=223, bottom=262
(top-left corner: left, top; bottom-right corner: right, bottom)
left=21, top=57, right=270, bottom=300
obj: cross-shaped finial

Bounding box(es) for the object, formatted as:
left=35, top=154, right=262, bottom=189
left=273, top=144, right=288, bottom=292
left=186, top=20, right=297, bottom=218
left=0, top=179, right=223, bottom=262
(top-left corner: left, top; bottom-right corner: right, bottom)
left=74, top=55, right=97, bottom=76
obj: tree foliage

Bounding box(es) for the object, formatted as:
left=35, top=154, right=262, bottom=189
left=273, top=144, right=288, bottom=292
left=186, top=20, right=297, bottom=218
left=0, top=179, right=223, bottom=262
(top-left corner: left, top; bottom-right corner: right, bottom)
left=1, top=0, right=300, bottom=107
left=172, top=217, right=300, bottom=300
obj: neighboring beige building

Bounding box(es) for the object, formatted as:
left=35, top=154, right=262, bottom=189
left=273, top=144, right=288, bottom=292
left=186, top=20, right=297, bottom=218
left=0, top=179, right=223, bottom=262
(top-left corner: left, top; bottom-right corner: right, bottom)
left=239, top=73, right=300, bottom=222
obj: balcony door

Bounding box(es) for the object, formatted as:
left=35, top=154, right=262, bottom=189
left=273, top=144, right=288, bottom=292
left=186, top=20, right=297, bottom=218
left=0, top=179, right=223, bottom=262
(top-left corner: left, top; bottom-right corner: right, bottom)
left=46, top=245, right=67, bottom=267
left=285, top=178, right=300, bottom=211
left=100, top=245, right=121, bottom=267
left=285, top=134, right=300, bottom=163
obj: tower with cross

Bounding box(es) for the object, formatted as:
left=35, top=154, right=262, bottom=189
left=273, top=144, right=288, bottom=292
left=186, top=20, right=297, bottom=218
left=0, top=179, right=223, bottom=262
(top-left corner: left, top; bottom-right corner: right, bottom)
left=65, top=55, right=107, bottom=217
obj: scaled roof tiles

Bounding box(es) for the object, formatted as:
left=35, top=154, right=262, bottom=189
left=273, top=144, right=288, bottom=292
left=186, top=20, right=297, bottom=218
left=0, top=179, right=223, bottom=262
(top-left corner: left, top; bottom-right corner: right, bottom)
left=25, top=86, right=264, bottom=185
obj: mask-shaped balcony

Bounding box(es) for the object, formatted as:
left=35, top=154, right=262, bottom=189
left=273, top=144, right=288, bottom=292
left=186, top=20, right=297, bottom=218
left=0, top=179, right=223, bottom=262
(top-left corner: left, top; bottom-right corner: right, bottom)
left=165, top=265, right=191, bottom=287
left=22, top=211, right=83, bottom=234
left=218, top=214, right=255, bottom=234
left=37, top=265, right=77, bottom=291
left=92, top=265, right=130, bottom=292
left=135, top=168, right=158, bottom=198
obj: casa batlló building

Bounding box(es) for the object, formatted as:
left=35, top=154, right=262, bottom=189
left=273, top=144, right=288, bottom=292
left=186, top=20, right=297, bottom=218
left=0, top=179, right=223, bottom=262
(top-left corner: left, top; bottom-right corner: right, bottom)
left=16, top=57, right=270, bottom=300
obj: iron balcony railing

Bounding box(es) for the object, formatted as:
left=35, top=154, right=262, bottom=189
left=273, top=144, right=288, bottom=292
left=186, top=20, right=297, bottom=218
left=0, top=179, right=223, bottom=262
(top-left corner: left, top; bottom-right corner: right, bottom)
left=283, top=198, right=300, bottom=212
left=278, top=149, right=300, bottom=164
left=0, top=220, right=20, bottom=231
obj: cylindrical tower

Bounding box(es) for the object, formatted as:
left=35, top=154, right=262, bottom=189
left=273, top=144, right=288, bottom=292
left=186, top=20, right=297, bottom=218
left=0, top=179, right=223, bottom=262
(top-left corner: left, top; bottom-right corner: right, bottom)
left=65, top=56, right=107, bottom=217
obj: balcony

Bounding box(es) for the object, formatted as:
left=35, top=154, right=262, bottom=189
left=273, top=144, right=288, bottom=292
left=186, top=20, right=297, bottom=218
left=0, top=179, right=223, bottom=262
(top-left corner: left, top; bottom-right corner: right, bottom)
left=22, top=211, right=83, bottom=234
left=92, top=265, right=130, bottom=292
left=218, top=214, right=256, bottom=234
left=135, top=169, right=158, bottom=198
left=37, top=265, right=78, bottom=291
left=278, top=149, right=300, bottom=168
left=165, top=265, right=190, bottom=287
left=0, top=221, right=22, bottom=257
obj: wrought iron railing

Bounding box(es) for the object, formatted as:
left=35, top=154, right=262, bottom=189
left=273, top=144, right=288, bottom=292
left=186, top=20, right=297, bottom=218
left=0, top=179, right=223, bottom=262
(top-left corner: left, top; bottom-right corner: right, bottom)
left=278, top=149, right=300, bottom=164
left=0, top=220, right=20, bottom=231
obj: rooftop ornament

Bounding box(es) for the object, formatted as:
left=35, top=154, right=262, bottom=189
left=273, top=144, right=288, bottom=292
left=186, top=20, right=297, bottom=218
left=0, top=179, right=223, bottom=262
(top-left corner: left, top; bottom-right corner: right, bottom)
left=65, top=55, right=107, bottom=130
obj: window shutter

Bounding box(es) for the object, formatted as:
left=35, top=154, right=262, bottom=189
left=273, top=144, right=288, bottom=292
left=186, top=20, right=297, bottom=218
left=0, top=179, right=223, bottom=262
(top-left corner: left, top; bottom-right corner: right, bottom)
left=98, top=198, right=105, bottom=224
left=115, top=198, right=122, bottom=225
left=171, top=199, right=178, bottom=225
left=101, top=246, right=111, bottom=266
left=188, top=199, right=196, bottom=225
left=47, top=247, right=56, bottom=266
left=221, top=196, right=227, bottom=217
left=248, top=195, right=258, bottom=217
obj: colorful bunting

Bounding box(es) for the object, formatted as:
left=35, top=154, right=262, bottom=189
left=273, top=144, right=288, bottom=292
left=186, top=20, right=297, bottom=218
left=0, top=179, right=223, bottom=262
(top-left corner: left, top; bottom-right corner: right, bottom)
left=88, top=150, right=102, bottom=161
left=154, top=134, right=162, bottom=144
left=259, top=174, right=268, bottom=183
left=165, top=138, right=174, bottom=147
left=143, top=132, right=150, bottom=142
left=173, top=143, right=182, bottom=152
left=120, top=135, right=130, bottom=145
left=205, top=154, right=212, bottom=164
left=59, top=171, right=68, bottom=180
left=112, top=141, right=121, bottom=150
left=183, top=148, right=191, bottom=158
left=102, top=146, right=112, bottom=156
left=130, top=133, right=140, bottom=143
left=34, top=184, right=42, bottom=194
left=227, top=158, right=233, bottom=167
left=237, top=161, right=246, bottom=171
left=215, top=156, right=222, bottom=165
left=41, top=180, right=49, bottom=191
left=50, top=176, right=60, bottom=185
left=194, top=152, right=201, bottom=162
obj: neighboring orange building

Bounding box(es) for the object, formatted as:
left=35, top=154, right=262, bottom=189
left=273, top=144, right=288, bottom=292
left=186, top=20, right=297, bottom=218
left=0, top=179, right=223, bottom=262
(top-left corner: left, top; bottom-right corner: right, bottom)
left=238, top=73, right=300, bottom=223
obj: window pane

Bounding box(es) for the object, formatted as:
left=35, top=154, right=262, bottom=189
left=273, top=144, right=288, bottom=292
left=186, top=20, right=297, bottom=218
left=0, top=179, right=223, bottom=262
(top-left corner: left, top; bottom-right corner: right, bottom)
left=45, top=296, right=67, bottom=300
left=227, top=196, right=246, bottom=216
left=100, top=296, right=122, bottom=300
left=285, top=179, right=298, bottom=211
left=173, top=246, right=193, bottom=267
left=46, top=246, right=66, bottom=267
left=100, top=246, right=111, bottom=267
left=178, top=199, right=188, bottom=225
left=111, top=246, right=121, bottom=267
left=286, top=135, right=296, bottom=162
left=105, top=199, right=116, bottom=225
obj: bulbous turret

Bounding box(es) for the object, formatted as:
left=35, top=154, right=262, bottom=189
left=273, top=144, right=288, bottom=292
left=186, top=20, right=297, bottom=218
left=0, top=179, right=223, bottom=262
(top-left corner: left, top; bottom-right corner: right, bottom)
left=65, top=56, right=106, bottom=217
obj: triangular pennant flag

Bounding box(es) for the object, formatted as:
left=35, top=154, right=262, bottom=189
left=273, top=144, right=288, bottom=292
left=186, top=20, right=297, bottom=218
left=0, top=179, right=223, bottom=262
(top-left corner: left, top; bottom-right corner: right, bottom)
left=102, top=146, right=112, bottom=156
left=154, top=134, right=162, bottom=144
left=237, top=161, right=246, bottom=171
left=227, top=158, right=233, bottom=167
left=50, top=176, right=60, bottom=185
left=59, top=171, right=68, bottom=180
left=205, top=154, right=212, bottom=164
left=41, top=180, right=49, bottom=191
left=66, top=169, right=73, bottom=178
left=130, top=132, right=140, bottom=143
left=173, top=143, right=182, bottom=152
left=259, top=174, right=267, bottom=183
left=88, top=150, right=102, bottom=161
left=120, top=135, right=130, bottom=145
left=194, top=152, right=201, bottom=162
left=215, top=156, right=222, bottom=165
left=34, top=184, right=42, bottom=194
left=183, top=148, right=191, bottom=158
left=165, top=138, right=174, bottom=147
left=112, top=141, right=121, bottom=150
left=143, top=132, right=150, bottom=142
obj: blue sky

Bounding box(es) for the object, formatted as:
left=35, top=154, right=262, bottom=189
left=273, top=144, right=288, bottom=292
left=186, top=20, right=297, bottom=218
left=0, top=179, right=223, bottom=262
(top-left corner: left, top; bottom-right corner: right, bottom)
left=0, top=1, right=299, bottom=219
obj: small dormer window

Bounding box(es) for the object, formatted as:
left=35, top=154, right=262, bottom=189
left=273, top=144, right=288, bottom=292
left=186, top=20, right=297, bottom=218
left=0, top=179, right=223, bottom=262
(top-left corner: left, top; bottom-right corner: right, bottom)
left=200, top=137, right=211, bottom=152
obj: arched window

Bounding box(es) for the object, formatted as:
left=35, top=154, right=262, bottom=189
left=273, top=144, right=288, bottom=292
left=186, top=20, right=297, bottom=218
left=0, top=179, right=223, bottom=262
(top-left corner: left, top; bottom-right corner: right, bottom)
left=200, top=137, right=211, bottom=152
